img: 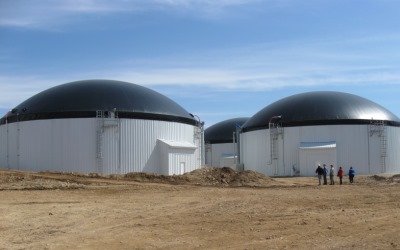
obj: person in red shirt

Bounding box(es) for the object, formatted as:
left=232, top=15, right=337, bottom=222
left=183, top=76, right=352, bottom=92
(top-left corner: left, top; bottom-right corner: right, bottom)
left=337, top=166, right=344, bottom=185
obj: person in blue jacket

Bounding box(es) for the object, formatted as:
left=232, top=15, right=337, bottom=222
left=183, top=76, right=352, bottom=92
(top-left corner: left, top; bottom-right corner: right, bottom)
left=348, top=166, right=355, bottom=183
left=323, top=164, right=328, bottom=185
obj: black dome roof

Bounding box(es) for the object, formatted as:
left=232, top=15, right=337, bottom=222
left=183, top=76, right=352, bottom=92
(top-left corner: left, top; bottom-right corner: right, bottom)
left=205, top=117, right=249, bottom=144
left=1, top=79, right=197, bottom=125
left=242, top=91, right=400, bottom=132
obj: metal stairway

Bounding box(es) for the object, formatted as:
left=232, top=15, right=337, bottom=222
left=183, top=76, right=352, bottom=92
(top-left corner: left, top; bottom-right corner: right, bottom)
left=369, top=120, right=387, bottom=172
left=96, top=110, right=105, bottom=174
left=269, top=122, right=283, bottom=175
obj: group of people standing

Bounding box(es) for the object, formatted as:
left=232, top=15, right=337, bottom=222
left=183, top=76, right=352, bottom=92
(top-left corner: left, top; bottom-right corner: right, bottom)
left=315, top=164, right=355, bottom=185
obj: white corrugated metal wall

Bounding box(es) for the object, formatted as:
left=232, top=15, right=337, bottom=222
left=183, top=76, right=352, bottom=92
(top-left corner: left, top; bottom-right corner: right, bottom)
left=283, top=125, right=372, bottom=175
left=166, top=149, right=197, bottom=175
left=205, top=143, right=237, bottom=167
left=299, top=146, right=337, bottom=176
left=0, top=118, right=201, bottom=175
left=117, top=119, right=200, bottom=174
left=386, top=126, right=400, bottom=173
left=0, top=119, right=98, bottom=173
left=240, top=129, right=270, bottom=175
left=0, top=125, right=6, bottom=167
left=240, top=125, right=400, bottom=176
left=102, top=120, right=120, bottom=173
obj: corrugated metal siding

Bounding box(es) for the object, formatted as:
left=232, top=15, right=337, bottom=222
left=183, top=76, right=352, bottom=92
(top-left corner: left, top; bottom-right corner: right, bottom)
left=240, top=130, right=270, bottom=175
left=158, top=140, right=168, bottom=175
left=8, top=123, right=19, bottom=169
left=117, top=119, right=200, bottom=174
left=207, top=143, right=237, bottom=167
left=0, top=123, right=17, bottom=169
left=29, top=119, right=96, bottom=172
left=102, top=120, right=120, bottom=174
left=0, top=119, right=97, bottom=173
left=157, top=139, right=197, bottom=175
left=241, top=124, right=400, bottom=176
left=0, top=118, right=201, bottom=175
left=386, top=126, right=400, bottom=173
left=49, top=119, right=97, bottom=173
left=282, top=127, right=300, bottom=175
left=219, top=157, right=236, bottom=168
left=284, top=125, right=373, bottom=175
left=168, top=150, right=197, bottom=175
left=0, top=125, right=6, bottom=168
left=299, top=147, right=337, bottom=176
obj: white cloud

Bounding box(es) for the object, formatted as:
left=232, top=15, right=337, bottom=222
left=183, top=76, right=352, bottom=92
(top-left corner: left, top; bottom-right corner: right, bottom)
left=153, top=0, right=255, bottom=7
left=0, top=74, right=88, bottom=110
left=0, top=0, right=263, bottom=29
left=59, top=0, right=129, bottom=13
left=97, top=36, right=400, bottom=91
left=2, top=31, right=400, bottom=110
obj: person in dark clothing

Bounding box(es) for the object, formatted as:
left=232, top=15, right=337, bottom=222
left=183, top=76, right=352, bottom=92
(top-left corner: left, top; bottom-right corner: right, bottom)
left=348, top=166, right=355, bottom=183
left=315, top=164, right=324, bottom=185
left=322, top=164, right=328, bottom=185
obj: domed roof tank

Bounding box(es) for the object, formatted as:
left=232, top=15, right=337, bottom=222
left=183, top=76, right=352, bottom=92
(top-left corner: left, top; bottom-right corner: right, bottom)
left=205, top=117, right=249, bottom=143
left=1, top=79, right=197, bottom=125
left=242, top=91, right=400, bottom=132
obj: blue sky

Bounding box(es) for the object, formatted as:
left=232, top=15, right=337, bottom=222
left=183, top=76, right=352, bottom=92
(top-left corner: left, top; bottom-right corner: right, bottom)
left=1, top=0, right=400, bottom=127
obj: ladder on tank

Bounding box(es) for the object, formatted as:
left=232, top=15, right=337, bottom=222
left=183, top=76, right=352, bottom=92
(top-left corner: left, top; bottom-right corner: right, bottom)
left=369, top=120, right=387, bottom=172
left=380, top=122, right=387, bottom=172
left=268, top=122, right=283, bottom=175
left=96, top=110, right=105, bottom=173
left=96, top=109, right=120, bottom=174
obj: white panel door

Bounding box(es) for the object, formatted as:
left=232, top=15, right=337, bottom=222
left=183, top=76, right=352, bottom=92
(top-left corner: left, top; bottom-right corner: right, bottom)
left=180, top=162, right=185, bottom=175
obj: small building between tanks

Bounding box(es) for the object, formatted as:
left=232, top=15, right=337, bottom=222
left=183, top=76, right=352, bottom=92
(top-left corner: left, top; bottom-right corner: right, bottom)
left=204, top=117, right=248, bottom=169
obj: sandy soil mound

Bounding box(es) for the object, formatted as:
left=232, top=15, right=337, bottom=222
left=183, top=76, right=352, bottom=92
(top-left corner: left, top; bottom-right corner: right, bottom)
left=0, top=171, right=85, bottom=190
left=2, top=168, right=399, bottom=191
left=123, top=167, right=276, bottom=187
left=366, top=174, right=400, bottom=184
left=0, top=167, right=276, bottom=190
left=183, top=166, right=276, bottom=187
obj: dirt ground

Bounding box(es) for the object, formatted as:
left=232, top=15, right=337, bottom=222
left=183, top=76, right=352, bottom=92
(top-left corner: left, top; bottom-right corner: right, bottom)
left=1, top=167, right=400, bottom=250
